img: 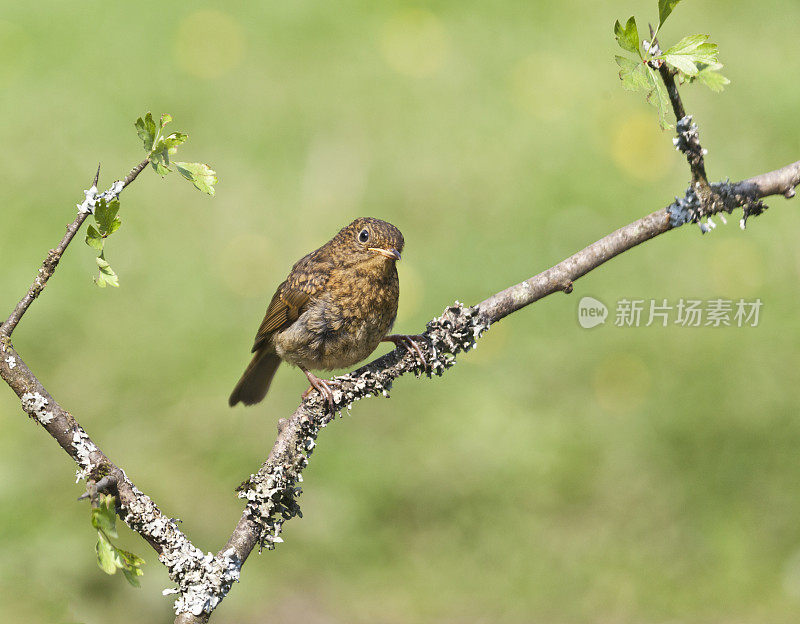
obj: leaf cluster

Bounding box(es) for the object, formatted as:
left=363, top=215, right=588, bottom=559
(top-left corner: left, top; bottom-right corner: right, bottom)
left=85, top=198, right=122, bottom=287
left=91, top=494, right=145, bottom=586
left=84, top=111, right=219, bottom=287
left=135, top=112, right=218, bottom=195
left=613, top=0, right=729, bottom=127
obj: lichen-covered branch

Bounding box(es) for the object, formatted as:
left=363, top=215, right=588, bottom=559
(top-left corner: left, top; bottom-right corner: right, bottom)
left=658, top=66, right=709, bottom=188
left=3, top=88, right=800, bottom=624
left=0, top=338, right=240, bottom=612
left=173, top=156, right=800, bottom=623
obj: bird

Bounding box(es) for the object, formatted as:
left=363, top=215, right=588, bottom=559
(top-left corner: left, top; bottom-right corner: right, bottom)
left=229, top=217, right=425, bottom=411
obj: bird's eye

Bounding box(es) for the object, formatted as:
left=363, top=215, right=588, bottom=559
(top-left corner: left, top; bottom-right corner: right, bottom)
left=358, top=228, right=370, bottom=243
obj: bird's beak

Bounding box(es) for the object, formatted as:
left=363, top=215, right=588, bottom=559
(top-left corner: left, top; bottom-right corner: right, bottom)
left=369, top=247, right=401, bottom=261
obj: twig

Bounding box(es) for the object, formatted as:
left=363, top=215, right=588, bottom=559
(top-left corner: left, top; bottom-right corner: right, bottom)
left=649, top=25, right=709, bottom=193
left=122, top=158, right=150, bottom=189
left=0, top=157, right=149, bottom=337
left=2, top=86, right=799, bottom=623
left=172, top=158, right=800, bottom=624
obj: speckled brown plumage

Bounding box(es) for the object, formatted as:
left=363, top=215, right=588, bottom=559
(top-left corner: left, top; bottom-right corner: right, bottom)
left=229, top=217, right=414, bottom=409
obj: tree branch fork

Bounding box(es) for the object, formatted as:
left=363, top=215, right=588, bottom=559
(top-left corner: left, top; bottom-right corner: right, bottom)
left=2, top=77, right=799, bottom=622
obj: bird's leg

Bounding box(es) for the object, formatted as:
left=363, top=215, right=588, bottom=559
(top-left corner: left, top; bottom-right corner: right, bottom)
left=383, top=334, right=428, bottom=369
left=300, top=366, right=340, bottom=412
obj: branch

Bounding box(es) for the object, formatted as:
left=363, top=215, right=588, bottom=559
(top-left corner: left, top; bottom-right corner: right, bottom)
left=3, top=86, right=799, bottom=623
left=1, top=154, right=240, bottom=615
left=175, top=163, right=799, bottom=623
left=738, top=160, right=800, bottom=200
left=658, top=65, right=709, bottom=188
left=0, top=158, right=149, bottom=337
left=172, top=69, right=800, bottom=620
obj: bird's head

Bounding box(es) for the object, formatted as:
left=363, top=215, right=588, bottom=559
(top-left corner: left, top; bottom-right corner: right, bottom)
left=334, top=217, right=404, bottom=267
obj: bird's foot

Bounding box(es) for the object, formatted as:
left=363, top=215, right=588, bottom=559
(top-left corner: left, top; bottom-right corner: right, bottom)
left=301, top=368, right=341, bottom=413
left=383, top=334, right=428, bottom=370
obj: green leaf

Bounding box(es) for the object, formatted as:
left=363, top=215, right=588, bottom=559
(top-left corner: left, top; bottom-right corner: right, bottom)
left=96, top=532, right=118, bottom=575
left=660, top=34, right=719, bottom=76
left=89, top=493, right=146, bottom=584
left=658, top=0, right=682, bottom=27
left=150, top=132, right=189, bottom=168
left=688, top=42, right=719, bottom=65
left=117, top=547, right=145, bottom=586
left=95, top=256, right=119, bottom=288
left=662, top=34, right=709, bottom=56
left=160, top=113, right=172, bottom=128
left=94, top=198, right=121, bottom=236
left=91, top=494, right=118, bottom=538
left=694, top=63, right=730, bottom=92
left=645, top=67, right=673, bottom=129
left=615, top=56, right=650, bottom=92
left=85, top=225, right=104, bottom=251
left=174, top=161, right=218, bottom=196
left=613, top=16, right=640, bottom=55
left=117, top=547, right=146, bottom=568
left=662, top=54, right=700, bottom=76
left=150, top=149, right=171, bottom=176
left=122, top=567, right=143, bottom=587
left=135, top=112, right=157, bottom=152
left=160, top=132, right=188, bottom=151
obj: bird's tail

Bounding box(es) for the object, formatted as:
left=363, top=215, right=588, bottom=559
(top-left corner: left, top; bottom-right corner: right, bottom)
left=229, top=349, right=281, bottom=407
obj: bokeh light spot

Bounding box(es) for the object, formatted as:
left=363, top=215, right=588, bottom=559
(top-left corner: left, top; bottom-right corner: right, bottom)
left=610, top=112, right=672, bottom=181
left=380, top=9, right=449, bottom=78
left=174, top=10, right=245, bottom=79
left=592, top=353, right=651, bottom=415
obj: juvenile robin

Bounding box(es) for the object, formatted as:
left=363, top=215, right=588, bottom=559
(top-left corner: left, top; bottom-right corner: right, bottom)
left=229, top=217, right=424, bottom=411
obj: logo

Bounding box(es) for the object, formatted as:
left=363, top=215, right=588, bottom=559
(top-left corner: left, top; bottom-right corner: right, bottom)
left=578, top=296, right=608, bottom=328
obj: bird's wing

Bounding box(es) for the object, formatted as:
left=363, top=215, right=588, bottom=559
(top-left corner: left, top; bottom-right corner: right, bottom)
left=251, top=260, right=329, bottom=352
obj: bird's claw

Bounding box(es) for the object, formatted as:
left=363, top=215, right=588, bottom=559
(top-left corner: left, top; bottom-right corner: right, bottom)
left=383, top=334, right=428, bottom=370
left=301, top=371, right=341, bottom=414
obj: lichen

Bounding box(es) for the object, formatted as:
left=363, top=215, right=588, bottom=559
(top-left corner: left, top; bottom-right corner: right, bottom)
left=77, top=180, right=125, bottom=214
left=121, top=481, right=240, bottom=615
left=161, top=546, right=241, bottom=616
left=21, top=392, right=53, bottom=425
left=72, top=428, right=98, bottom=482
left=672, top=115, right=699, bottom=155
left=236, top=302, right=491, bottom=551
left=667, top=115, right=769, bottom=232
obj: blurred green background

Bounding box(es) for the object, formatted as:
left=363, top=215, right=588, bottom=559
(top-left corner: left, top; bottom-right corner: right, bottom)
left=2, top=1, right=800, bottom=622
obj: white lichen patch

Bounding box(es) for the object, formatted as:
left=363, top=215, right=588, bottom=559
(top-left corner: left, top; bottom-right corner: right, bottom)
left=161, top=546, right=241, bottom=616
left=77, top=185, right=98, bottom=214
left=237, top=425, right=316, bottom=552
left=21, top=392, right=53, bottom=425
left=5, top=355, right=16, bottom=369
left=119, top=482, right=240, bottom=616
left=77, top=180, right=125, bottom=214
left=72, top=429, right=98, bottom=481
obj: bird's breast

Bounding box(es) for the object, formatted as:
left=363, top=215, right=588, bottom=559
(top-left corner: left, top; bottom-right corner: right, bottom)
left=274, top=267, right=399, bottom=371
